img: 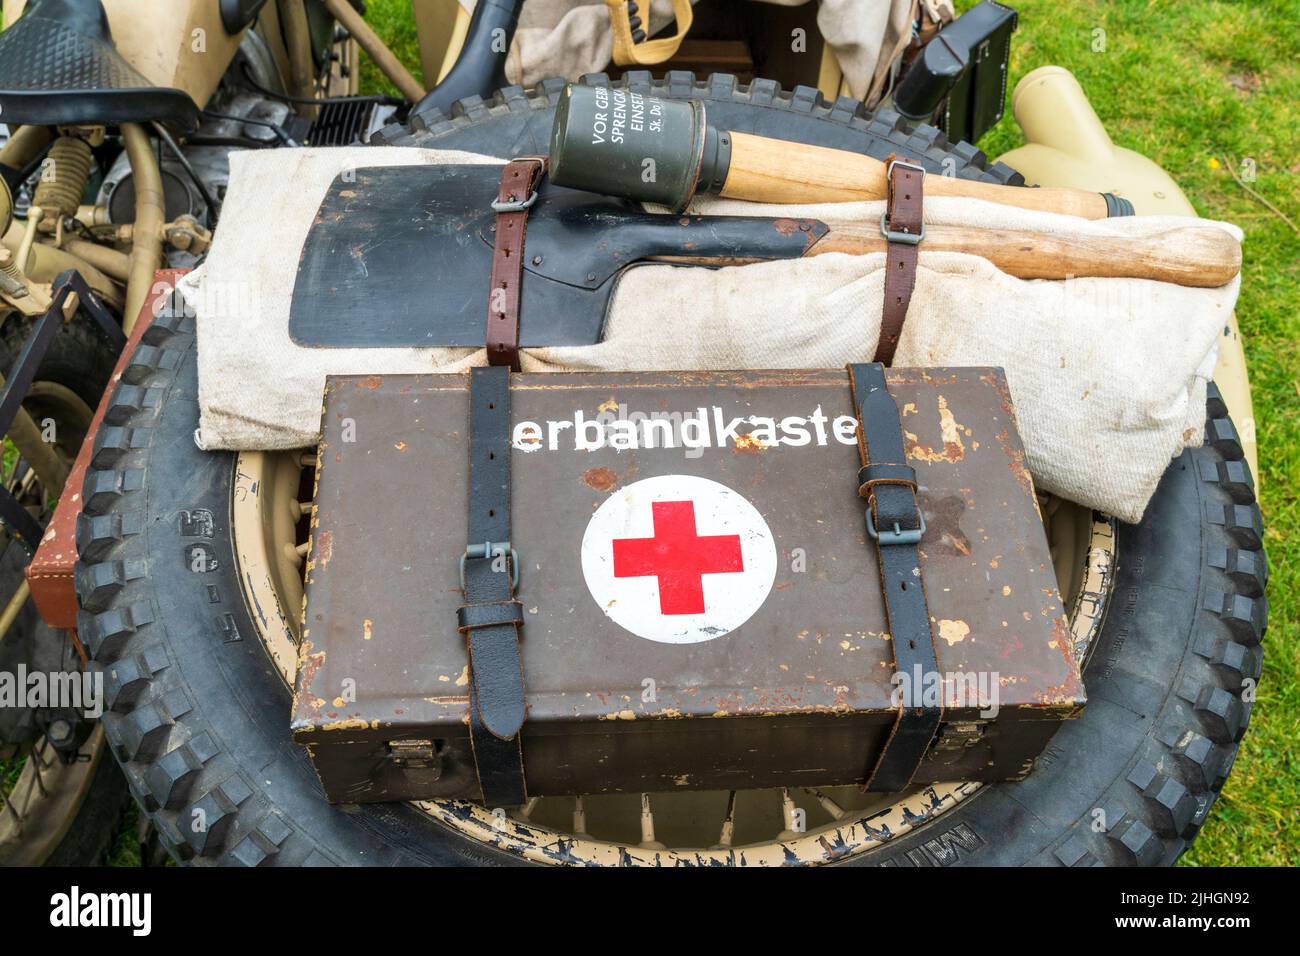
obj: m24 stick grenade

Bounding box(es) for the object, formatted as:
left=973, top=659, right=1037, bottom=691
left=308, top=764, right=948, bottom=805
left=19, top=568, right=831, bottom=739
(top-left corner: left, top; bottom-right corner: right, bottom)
left=548, top=85, right=1240, bottom=287
left=549, top=84, right=1133, bottom=217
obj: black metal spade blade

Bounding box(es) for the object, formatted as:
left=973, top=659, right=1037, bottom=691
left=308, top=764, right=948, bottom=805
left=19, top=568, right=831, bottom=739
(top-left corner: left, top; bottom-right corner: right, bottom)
left=289, top=163, right=826, bottom=349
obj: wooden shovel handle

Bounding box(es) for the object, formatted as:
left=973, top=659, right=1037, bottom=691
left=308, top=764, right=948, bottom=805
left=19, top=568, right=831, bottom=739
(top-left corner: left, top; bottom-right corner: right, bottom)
left=806, top=222, right=1241, bottom=288
left=720, top=131, right=1115, bottom=220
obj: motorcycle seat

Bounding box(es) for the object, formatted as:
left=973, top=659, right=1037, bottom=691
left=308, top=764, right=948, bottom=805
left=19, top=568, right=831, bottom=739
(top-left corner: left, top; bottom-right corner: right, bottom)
left=0, top=0, right=200, bottom=130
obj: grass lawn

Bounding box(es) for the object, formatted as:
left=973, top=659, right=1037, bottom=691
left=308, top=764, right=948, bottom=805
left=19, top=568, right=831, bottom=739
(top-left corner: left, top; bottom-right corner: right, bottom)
left=354, top=0, right=1296, bottom=865
left=966, top=0, right=1298, bottom=869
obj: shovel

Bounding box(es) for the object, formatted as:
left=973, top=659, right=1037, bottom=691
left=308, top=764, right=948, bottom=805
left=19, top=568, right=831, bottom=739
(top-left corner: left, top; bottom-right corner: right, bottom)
left=290, top=163, right=1241, bottom=350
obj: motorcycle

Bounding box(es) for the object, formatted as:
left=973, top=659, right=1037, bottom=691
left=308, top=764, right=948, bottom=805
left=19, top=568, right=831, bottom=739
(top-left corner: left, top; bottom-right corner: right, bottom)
left=0, top=0, right=407, bottom=866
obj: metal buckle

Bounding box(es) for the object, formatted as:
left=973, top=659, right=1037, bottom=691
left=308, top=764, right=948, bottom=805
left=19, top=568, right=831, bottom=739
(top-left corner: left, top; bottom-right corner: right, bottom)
left=886, top=158, right=926, bottom=179
left=880, top=159, right=926, bottom=245
left=879, top=212, right=925, bottom=245
left=460, top=541, right=520, bottom=590
left=865, top=509, right=926, bottom=546
left=490, top=190, right=539, bottom=214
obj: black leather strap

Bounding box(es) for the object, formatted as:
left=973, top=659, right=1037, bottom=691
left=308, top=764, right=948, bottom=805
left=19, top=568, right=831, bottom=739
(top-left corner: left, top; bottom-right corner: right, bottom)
left=460, top=364, right=528, bottom=806
left=848, top=363, right=944, bottom=791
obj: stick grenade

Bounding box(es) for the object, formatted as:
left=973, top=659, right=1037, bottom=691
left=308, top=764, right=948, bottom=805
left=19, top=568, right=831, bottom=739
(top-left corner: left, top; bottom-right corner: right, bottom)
left=549, top=84, right=1134, bottom=219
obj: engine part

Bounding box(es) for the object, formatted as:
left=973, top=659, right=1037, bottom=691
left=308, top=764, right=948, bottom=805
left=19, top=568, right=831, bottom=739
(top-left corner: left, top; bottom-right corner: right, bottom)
left=305, top=97, right=396, bottom=146
left=32, top=134, right=94, bottom=226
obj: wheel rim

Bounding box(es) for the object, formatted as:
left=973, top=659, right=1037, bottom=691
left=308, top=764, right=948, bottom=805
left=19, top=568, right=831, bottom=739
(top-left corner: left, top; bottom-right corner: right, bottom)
left=0, top=727, right=110, bottom=866
left=233, top=449, right=1116, bottom=865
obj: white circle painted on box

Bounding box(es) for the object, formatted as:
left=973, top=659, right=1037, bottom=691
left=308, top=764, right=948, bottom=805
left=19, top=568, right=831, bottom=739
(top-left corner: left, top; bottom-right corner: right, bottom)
left=581, top=474, right=778, bottom=644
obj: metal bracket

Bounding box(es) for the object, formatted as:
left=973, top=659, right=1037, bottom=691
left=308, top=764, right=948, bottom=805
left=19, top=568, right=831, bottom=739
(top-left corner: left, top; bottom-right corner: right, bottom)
left=0, top=269, right=125, bottom=552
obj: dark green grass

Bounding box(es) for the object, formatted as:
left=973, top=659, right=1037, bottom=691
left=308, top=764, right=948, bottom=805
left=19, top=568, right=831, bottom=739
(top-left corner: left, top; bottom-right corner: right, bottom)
left=959, top=0, right=1298, bottom=868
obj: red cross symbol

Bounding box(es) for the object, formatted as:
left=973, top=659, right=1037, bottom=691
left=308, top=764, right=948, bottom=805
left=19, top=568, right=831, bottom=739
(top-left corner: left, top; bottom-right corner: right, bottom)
left=612, top=500, right=745, bottom=615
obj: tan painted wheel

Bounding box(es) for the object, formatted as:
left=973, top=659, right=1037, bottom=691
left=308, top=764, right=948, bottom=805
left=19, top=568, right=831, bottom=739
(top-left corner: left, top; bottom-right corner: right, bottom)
left=0, top=728, right=112, bottom=866
left=232, top=448, right=1116, bottom=865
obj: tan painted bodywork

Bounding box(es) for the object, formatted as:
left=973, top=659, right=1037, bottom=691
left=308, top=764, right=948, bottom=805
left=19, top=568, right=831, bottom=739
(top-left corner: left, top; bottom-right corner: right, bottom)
left=4, top=0, right=281, bottom=112
left=413, top=0, right=468, bottom=87
left=997, top=66, right=1257, bottom=479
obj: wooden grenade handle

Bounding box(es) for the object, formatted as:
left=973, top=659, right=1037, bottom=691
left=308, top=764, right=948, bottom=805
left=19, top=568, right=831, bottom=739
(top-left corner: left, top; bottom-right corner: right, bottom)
left=718, top=131, right=1116, bottom=220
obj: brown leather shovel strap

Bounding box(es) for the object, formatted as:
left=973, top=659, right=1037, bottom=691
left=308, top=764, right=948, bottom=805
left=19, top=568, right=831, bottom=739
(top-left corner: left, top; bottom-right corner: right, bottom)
left=875, top=159, right=925, bottom=366
left=486, top=156, right=548, bottom=371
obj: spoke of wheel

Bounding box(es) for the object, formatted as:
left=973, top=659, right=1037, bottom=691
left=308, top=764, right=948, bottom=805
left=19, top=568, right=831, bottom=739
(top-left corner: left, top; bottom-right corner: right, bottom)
left=638, top=793, right=664, bottom=849
left=0, top=370, right=71, bottom=494
left=0, top=786, right=23, bottom=834
left=572, top=796, right=587, bottom=835
left=779, top=788, right=800, bottom=837
left=716, top=790, right=738, bottom=847
left=283, top=541, right=310, bottom=567
left=35, top=736, right=54, bottom=771
left=299, top=453, right=316, bottom=468
left=807, top=787, right=848, bottom=820
left=29, top=748, right=48, bottom=800
left=517, top=797, right=539, bottom=820
left=0, top=580, right=31, bottom=646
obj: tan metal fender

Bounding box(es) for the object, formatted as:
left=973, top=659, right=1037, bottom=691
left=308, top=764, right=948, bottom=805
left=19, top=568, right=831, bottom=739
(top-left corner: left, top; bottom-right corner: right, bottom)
left=5, top=0, right=249, bottom=111
left=997, top=65, right=1257, bottom=480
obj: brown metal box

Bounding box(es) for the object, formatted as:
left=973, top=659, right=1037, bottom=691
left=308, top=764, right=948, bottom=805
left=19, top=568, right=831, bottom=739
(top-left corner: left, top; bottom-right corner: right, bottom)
left=292, top=368, right=1085, bottom=804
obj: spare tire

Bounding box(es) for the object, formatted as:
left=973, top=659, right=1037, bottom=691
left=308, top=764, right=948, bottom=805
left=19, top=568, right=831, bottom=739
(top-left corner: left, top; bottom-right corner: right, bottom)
left=75, top=75, right=1265, bottom=866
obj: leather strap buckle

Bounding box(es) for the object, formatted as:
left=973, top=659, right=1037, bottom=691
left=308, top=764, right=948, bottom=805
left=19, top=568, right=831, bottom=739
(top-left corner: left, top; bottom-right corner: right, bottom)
left=459, top=541, right=519, bottom=591
left=885, top=158, right=926, bottom=182
left=865, top=509, right=926, bottom=546
left=490, top=190, right=539, bottom=213
left=879, top=211, right=925, bottom=245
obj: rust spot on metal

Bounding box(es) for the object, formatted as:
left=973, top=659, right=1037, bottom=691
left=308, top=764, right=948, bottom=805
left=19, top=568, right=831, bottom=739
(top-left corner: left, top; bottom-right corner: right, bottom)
left=356, top=375, right=382, bottom=390
left=906, top=395, right=966, bottom=463
left=733, top=432, right=768, bottom=454
left=997, top=428, right=1036, bottom=497
left=582, top=467, right=619, bottom=492
left=316, top=530, right=333, bottom=569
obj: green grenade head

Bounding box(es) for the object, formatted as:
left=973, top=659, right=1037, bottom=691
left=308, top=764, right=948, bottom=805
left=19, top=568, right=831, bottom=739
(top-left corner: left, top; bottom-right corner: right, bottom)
left=549, top=84, right=731, bottom=212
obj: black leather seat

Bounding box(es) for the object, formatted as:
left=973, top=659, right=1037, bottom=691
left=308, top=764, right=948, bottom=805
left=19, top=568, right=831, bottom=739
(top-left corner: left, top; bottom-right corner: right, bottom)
left=0, top=0, right=200, bottom=129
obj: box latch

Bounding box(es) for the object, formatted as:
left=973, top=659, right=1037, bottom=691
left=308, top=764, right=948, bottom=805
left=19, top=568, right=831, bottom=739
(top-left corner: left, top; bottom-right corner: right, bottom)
left=388, top=739, right=441, bottom=774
